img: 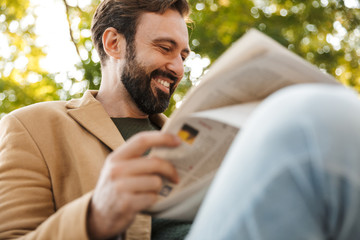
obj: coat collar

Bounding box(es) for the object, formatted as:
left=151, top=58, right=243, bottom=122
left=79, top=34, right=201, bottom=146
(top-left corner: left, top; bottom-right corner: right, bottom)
left=65, top=90, right=167, bottom=151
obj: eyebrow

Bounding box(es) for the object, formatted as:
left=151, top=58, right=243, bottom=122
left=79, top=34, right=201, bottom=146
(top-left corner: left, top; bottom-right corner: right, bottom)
left=153, top=38, right=190, bottom=55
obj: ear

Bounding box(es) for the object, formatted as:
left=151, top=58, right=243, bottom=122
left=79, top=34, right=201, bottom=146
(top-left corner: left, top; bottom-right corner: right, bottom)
left=102, top=27, right=126, bottom=60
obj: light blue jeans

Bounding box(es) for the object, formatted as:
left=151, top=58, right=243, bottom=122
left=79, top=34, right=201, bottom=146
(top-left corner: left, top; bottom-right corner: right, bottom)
left=187, top=84, right=360, bottom=240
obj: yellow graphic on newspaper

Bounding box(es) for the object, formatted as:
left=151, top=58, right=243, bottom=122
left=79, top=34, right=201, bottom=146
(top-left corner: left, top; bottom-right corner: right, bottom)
left=177, top=124, right=199, bottom=145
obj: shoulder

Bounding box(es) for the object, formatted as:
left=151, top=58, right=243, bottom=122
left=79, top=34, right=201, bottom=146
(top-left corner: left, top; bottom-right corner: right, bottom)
left=12, top=101, right=68, bottom=117
left=1, top=100, right=71, bottom=131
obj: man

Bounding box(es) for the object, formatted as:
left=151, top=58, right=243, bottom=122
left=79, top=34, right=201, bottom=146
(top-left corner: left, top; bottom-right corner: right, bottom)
left=3, top=1, right=360, bottom=240
left=0, top=0, right=191, bottom=239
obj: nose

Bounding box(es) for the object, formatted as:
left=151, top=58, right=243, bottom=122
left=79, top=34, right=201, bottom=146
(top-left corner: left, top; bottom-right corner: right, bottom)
left=166, top=54, right=184, bottom=80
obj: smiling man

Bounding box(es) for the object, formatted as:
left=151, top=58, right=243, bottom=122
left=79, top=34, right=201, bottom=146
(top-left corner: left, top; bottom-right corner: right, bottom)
left=0, top=0, right=191, bottom=239
left=3, top=1, right=360, bottom=240
left=94, top=5, right=190, bottom=118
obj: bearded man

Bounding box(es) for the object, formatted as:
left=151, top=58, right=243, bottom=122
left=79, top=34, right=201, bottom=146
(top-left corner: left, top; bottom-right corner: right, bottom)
left=3, top=0, right=360, bottom=240
left=0, top=0, right=191, bottom=239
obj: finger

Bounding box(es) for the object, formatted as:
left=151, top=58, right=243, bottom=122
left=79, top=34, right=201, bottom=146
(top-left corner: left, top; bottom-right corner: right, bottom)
left=114, top=176, right=164, bottom=193
left=112, top=131, right=181, bottom=159
left=112, top=157, right=179, bottom=183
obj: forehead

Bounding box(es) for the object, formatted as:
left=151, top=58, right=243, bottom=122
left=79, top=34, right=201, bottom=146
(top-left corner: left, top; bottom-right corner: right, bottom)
left=135, top=9, right=189, bottom=49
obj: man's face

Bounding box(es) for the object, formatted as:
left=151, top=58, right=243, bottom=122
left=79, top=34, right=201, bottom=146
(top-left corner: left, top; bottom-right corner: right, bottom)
left=121, top=9, right=190, bottom=115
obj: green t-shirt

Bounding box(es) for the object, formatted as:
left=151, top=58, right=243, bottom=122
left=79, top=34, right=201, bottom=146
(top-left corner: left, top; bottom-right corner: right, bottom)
left=111, top=117, right=192, bottom=240
left=111, top=117, right=159, bottom=140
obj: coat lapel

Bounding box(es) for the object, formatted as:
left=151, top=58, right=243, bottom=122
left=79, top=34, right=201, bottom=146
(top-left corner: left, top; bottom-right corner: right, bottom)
left=66, top=90, right=124, bottom=151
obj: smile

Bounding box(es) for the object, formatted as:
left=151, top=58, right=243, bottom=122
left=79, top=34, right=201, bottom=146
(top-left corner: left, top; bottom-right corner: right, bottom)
left=154, top=78, right=170, bottom=88
left=152, top=77, right=171, bottom=94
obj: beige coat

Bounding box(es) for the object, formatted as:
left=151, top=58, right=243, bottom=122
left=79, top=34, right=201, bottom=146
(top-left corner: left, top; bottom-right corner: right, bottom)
left=0, top=91, right=167, bottom=240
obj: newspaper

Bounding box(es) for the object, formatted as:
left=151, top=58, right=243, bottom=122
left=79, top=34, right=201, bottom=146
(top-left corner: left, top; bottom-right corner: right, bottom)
left=145, top=29, right=339, bottom=220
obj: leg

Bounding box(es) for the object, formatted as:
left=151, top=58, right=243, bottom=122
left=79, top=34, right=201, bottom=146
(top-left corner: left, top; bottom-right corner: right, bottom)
left=187, top=84, right=360, bottom=240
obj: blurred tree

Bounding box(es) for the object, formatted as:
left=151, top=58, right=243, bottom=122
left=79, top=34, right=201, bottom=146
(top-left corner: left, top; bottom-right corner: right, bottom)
left=60, top=0, right=101, bottom=98
left=0, top=0, right=60, bottom=117
left=189, top=0, right=360, bottom=90
left=1, top=0, right=360, bottom=117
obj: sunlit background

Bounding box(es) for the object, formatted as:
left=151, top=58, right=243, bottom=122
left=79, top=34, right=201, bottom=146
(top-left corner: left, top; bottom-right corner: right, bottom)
left=1, top=0, right=360, bottom=118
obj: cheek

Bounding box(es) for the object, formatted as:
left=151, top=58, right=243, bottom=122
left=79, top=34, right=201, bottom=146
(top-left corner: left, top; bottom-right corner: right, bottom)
left=139, top=60, right=159, bottom=75
left=137, top=51, right=166, bottom=71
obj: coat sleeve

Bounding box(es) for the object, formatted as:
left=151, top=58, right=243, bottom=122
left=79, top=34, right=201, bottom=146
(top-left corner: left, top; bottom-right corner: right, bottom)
left=0, top=114, right=92, bottom=239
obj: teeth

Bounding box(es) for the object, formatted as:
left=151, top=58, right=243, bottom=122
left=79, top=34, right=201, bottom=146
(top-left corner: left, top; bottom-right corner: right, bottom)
left=155, top=78, right=170, bottom=88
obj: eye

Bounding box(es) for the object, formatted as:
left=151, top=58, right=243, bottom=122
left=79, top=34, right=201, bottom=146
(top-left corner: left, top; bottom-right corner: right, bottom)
left=181, top=54, right=189, bottom=62
left=160, top=46, right=171, bottom=52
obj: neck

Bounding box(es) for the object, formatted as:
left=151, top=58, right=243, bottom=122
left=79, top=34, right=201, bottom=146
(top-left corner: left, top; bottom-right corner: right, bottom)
left=96, top=61, right=148, bottom=119
left=96, top=88, right=148, bottom=119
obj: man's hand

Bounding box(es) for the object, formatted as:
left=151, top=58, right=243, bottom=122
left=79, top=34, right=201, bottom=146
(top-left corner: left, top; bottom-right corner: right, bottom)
left=87, top=131, right=181, bottom=240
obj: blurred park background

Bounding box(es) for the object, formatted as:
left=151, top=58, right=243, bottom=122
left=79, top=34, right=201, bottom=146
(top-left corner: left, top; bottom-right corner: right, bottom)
left=1, top=0, right=360, bottom=118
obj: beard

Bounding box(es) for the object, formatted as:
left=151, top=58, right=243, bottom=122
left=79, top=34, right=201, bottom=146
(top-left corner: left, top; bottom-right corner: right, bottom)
left=121, top=44, right=178, bottom=115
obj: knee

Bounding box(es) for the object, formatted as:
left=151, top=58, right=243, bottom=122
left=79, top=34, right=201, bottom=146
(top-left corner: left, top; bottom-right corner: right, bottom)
left=241, top=83, right=360, bottom=153
left=257, top=83, right=360, bottom=128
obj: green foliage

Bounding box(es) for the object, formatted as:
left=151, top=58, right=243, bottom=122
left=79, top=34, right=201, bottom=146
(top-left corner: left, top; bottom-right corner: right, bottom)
left=0, top=0, right=60, bottom=117
left=61, top=0, right=101, bottom=95
left=1, top=0, right=360, bottom=117
left=189, top=0, right=360, bottom=90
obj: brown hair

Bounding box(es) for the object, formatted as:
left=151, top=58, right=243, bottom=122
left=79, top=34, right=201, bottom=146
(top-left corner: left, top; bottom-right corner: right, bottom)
left=91, top=0, right=190, bottom=64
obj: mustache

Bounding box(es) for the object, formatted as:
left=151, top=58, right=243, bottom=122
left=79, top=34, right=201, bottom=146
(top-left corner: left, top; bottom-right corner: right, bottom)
left=150, top=69, right=179, bottom=82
